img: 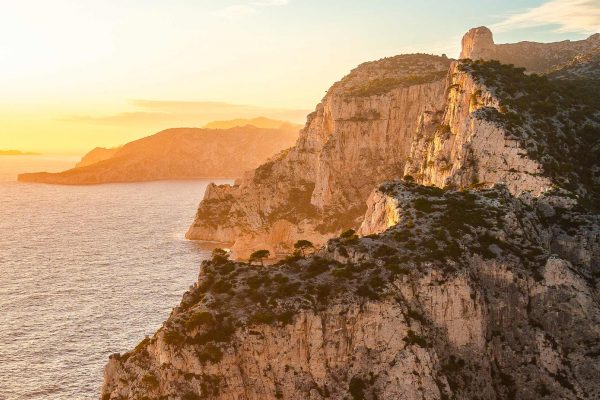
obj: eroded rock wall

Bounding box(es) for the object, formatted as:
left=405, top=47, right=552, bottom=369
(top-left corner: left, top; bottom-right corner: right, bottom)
left=103, top=183, right=600, bottom=400
left=187, top=55, right=451, bottom=258
left=404, top=61, right=552, bottom=195
left=460, top=26, right=600, bottom=73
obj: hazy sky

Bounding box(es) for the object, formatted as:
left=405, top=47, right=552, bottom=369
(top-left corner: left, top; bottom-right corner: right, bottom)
left=1, top=0, right=599, bottom=154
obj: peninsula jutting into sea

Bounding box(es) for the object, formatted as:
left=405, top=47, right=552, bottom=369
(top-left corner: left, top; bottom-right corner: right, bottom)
left=1, top=2, right=599, bottom=400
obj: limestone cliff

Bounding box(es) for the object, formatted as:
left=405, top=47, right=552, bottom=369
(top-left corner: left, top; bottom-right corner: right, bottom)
left=187, top=27, right=600, bottom=259
left=460, top=26, right=600, bottom=73
left=187, top=54, right=452, bottom=258
left=101, top=27, right=600, bottom=400
left=403, top=61, right=551, bottom=195
left=18, top=125, right=299, bottom=185
left=102, top=183, right=600, bottom=400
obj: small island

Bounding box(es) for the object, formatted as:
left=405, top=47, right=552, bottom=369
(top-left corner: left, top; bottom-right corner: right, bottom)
left=0, top=150, right=40, bottom=156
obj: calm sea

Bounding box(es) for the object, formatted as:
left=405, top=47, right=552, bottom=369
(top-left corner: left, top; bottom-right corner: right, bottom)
left=0, top=156, right=229, bottom=399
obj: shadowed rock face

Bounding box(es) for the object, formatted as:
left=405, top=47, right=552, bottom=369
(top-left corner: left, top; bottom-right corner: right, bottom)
left=101, top=27, right=600, bottom=400
left=17, top=125, right=299, bottom=185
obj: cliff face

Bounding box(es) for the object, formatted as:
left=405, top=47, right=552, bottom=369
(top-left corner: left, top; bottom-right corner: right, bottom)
left=404, top=62, right=551, bottom=195
left=101, top=27, right=600, bottom=400
left=460, top=26, right=600, bottom=73
left=187, top=55, right=452, bottom=258
left=188, top=27, right=600, bottom=258
left=17, top=125, right=299, bottom=185
left=102, top=183, right=600, bottom=400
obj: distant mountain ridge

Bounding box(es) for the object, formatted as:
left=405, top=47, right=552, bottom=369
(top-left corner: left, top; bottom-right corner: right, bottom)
left=204, top=117, right=301, bottom=130
left=0, top=150, right=40, bottom=156
left=18, top=121, right=299, bottom=185
left=76, top=147, right=121, bottom=168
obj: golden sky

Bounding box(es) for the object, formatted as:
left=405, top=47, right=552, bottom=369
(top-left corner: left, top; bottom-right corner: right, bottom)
left=1, top=0, right=596, bottom=154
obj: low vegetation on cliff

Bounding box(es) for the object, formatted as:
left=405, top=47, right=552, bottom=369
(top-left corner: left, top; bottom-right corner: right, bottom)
left=104, top=182, right=600, bottom=399
left=460, top=59, right=600, bottom=207
left=103, top=28, right=600, bottom=400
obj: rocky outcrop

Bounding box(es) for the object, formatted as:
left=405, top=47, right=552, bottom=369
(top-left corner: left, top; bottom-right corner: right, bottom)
left=100, top=27, right=600, bottom=400
left=403, top=61, right=552, bottom=195
left=18, top=125, right=299, bottom=185
left=460, top=26, right=600, bottom=73
left=102, top=183, right=600, bottom=400
left=187, top=54, right=452, bottom=258
left=549, top=47, right=600, bottom=80
left=188, top=27, right=600, bottom=259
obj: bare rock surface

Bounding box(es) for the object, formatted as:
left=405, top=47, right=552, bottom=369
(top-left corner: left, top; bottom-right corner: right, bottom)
left=186, top=54, right=452, bottom=258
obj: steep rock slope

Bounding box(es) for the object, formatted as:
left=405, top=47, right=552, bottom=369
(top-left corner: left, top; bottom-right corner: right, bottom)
left=404, top=61, right=550, bottom=194
left=102, top=183, right=600, bottom=400
left=406, top=59, right=600, bottom=206
left=187, top=27, right=600, bottom=258
left=18, top=125, right=299, bottom=185
left=549, top=48, right=600, bottom=80
left=460, top=26, right=600, bottom=73
left=102, top=27, right=600, bottom=400
left=186, top=54, right=452, bottom=257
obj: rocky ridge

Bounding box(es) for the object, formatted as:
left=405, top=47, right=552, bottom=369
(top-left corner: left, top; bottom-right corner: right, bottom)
left=460, top=26, right=600, bottom=73
left=101, top=27, right=600, bottom=399
left=186, top=54, right=452, bottom=257
left=102, top=182, right=600, bottom=400
left=187, top=28, right=600, bottom=259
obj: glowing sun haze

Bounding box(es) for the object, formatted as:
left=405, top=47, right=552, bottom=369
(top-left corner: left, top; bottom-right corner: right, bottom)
left=1, top=0, right=597, bottom=154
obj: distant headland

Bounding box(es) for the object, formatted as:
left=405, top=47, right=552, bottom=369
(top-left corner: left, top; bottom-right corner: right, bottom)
left=17, top=117, right=300, bottom=185
left=0, top=150, right=40, bottom=156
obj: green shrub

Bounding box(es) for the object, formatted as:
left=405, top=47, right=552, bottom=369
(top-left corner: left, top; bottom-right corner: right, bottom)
left=349, top=377, right=367, bottom=400
left=373, top=244, right=396, bottom=258
left=212, top=279, right=232, bottom=294
left=294, top=240, right=314, bottom=256
left=249, top=250, right=270, bottom=265
left=403, top=330, right=429, bottom=347
left=141, top=374, right=159, bottom=388
left=340, top=229, right=357, bottom=239
left=305, top=257, right=331, bottom=277
left=197, top=343, right=223, bottom=363
left=211, top=248, right=230, bottom=264
left=163, top=329, right=185, bottom=345
left=251, top=310, right=276, bottom=324
left=186, top=312, right=215, bottom=330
